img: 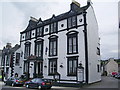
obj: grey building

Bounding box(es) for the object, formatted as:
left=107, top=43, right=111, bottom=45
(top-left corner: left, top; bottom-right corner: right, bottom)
left=1, top=43, right=20, bottom=81
left=0, top=50, right=2, bottom=80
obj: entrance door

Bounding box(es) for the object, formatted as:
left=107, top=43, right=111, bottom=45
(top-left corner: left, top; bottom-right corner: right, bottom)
left=35, top=62, right=43, bottom=77
left=29, top=62, right=34, bottom=78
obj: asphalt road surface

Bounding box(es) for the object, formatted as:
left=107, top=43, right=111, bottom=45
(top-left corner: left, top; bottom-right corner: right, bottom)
left=1, top=76, right=120, bottom=90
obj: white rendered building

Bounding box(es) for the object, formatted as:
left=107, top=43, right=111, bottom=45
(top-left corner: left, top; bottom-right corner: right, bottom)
left=18, top=1, right=101, bottom=84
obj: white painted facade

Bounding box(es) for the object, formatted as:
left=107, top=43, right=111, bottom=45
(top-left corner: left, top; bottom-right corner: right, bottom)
left=118, top=1, right=120, bottom=59
left=14, top=1, right=101, bottom=84
left=104, top=58, right=118, bottom=76
left=13, top=48, right=23, bottom=77
left=0, top=50, right=2, bottom=76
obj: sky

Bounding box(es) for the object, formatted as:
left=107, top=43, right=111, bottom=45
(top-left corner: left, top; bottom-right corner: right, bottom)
left=0, top=0, right=119, bottom=60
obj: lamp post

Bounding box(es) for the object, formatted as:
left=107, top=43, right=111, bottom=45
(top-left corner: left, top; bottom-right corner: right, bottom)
left=77, top=63, right=84, bottom=87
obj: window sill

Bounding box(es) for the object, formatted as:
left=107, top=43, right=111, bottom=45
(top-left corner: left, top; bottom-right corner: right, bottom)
left=67, top=52, right=78, bottom=55
left=67, top=74, right=77, bottom=76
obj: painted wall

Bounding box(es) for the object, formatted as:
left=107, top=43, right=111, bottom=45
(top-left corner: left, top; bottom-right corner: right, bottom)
left=105, top=59, right=118, bottom=75
left=118, top=1, right=120, bottom=59
left=14, top=48, right=23, bottom=77
left=86, top=5, right=101, bottom=83
left=19, top=3, right=101, bottom=84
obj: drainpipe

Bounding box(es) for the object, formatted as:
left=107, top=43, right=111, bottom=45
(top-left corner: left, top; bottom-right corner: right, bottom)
left=83, top=11, right=89, bottom=84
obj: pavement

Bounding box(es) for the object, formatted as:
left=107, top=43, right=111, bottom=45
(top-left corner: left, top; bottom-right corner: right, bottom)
left=0, top=81, right=4, bottom=90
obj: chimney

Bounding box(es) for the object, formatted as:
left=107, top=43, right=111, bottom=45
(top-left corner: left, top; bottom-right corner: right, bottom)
left=6, top=43, right=12, bottom=48
left=71, top=0, right=80, bottom=11
left=30, top=16, right=38, bottom=22
left=87, top=0, right=91, bottom=5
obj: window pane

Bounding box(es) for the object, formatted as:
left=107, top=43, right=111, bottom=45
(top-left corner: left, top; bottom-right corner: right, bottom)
left=53, top=41, right=56, bottom=55
left=50, top=42, right=53, bottom=56
left=69, top=60, right=72, bottom=74
left=73, top=37, right=77, bottom=53
left=54, top=23, right=57, bottom=32
left=69, top=38, right=72, bottom=53
left=73, top=60, right=77, bottom=73
left=16, top=53, right=20, bottom=65
left=25, top=44, right=30, bottom=58
left=50, top=62, right=52, bottom=73
left=39, top=27, right=43, bottom=36
left=72, top=16, right=76, bottom=27
left=68, top=18, right=72, bottom=28
left=50, top=24, right=54, bottom=33
left=37, top=28, right=40, bottom=36
left=36, top=44, right=39, bottom=57
left=49, top=60, right=57, bottom=74
left=39, top=44, right=42, bottom=57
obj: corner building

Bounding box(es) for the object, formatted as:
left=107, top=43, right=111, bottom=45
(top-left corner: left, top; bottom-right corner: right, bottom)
left=20, top=1, right=101, bottom=84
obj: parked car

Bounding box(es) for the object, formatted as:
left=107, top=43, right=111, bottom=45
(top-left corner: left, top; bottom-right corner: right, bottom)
left=25, top=78, right=52, bottom=89
left=111, top=72, right=118, bottom=77
left=23, top=78, right=32, bottom=86
left=115, top=73, right=120, bottom=79
left=4, top=77, right=24, bottom=86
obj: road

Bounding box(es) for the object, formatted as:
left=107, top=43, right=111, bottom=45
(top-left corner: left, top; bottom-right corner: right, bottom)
left=83, top=76, right=119, bottom=88
left=0, top=76, right=120, bottom=90
left=1, top=85, right=79, bottom=90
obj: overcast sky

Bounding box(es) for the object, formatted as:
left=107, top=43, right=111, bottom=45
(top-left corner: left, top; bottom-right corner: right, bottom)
left=0, top=0, right=119, bottom=60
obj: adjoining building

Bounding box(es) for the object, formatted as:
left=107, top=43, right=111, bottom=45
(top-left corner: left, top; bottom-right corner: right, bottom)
left=1, top=43, right=20, bottom=81
left=16, top=0, right=101, bottom=84
left=101, top=58, right=120, bottom=76
left=118, top=1, right=120, bottom=59
left=0, top=50, right=2, bottom=80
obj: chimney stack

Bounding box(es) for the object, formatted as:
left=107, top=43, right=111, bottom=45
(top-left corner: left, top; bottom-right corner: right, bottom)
left=71, top=0, right=80, bottom=11
left=6, top=43, right=12, bottom=48
left=87, top=0, right=91, bottom=5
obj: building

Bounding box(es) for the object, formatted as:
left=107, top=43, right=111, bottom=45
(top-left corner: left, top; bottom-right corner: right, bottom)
left=101, top=58, right=118, bottom=76
left=118, top=1, right=120, bottom=59
left=1, top=43, right=20, bottom=81
left=0, top=50, right=2, bottom=80
left=15, top=0, right=101, bottom=84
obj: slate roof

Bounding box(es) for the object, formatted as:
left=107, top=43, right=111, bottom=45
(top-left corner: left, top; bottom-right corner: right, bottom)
left=21, top=2, right=90, bottom=34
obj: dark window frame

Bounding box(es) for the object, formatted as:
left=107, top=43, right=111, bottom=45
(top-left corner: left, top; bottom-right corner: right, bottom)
left=67, top=31, right=78, bottom=54
left=24, top=42, right=31, bottom=59
left=36, top=27, right=44, bottom=37
left=49, top=22, right=58, bottom=34
left=48, top=58, right=57, bottom=75
left=25, top=31, right=31, bottom=40
left=97, top=64, right=100, bottom=72
left=35, top=39, right=44, bottom=58
left=67, top=56, right=78, bottom=76
left=67, top=16, right=77, bottom=29
left=97, top=47, right=100, bottom=55
left=49, top=35, right=58, bottom=56
left=15, top=53, right=20, bottom=65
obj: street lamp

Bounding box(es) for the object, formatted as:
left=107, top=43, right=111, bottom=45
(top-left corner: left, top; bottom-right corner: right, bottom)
left=77, top=63, right=84, bottom=87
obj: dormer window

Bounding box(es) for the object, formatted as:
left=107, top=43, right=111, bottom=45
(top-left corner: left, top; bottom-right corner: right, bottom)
left=25, top=31, right=31, bottom=40
left=36, top=27, right=43, bottom=37
left=50, top=22, right=57, bottom=34
left=68, top=16, right=77, bottom=28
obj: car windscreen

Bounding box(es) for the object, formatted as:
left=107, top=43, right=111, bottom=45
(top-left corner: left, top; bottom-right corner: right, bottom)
left=42, top=79, right=52, bottom=82
left=35, top=79, right=42, bottom=83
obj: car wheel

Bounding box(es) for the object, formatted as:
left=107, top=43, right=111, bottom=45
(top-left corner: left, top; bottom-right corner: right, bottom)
left=38, top=86, right=41, bottom=89
left=11, top=83, right=15, bottom=87
left=4, top=83, right=7, bottom=86
left=26, top=84, right=29, bottom=88
left=47, top=87, right=51, bottom=89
